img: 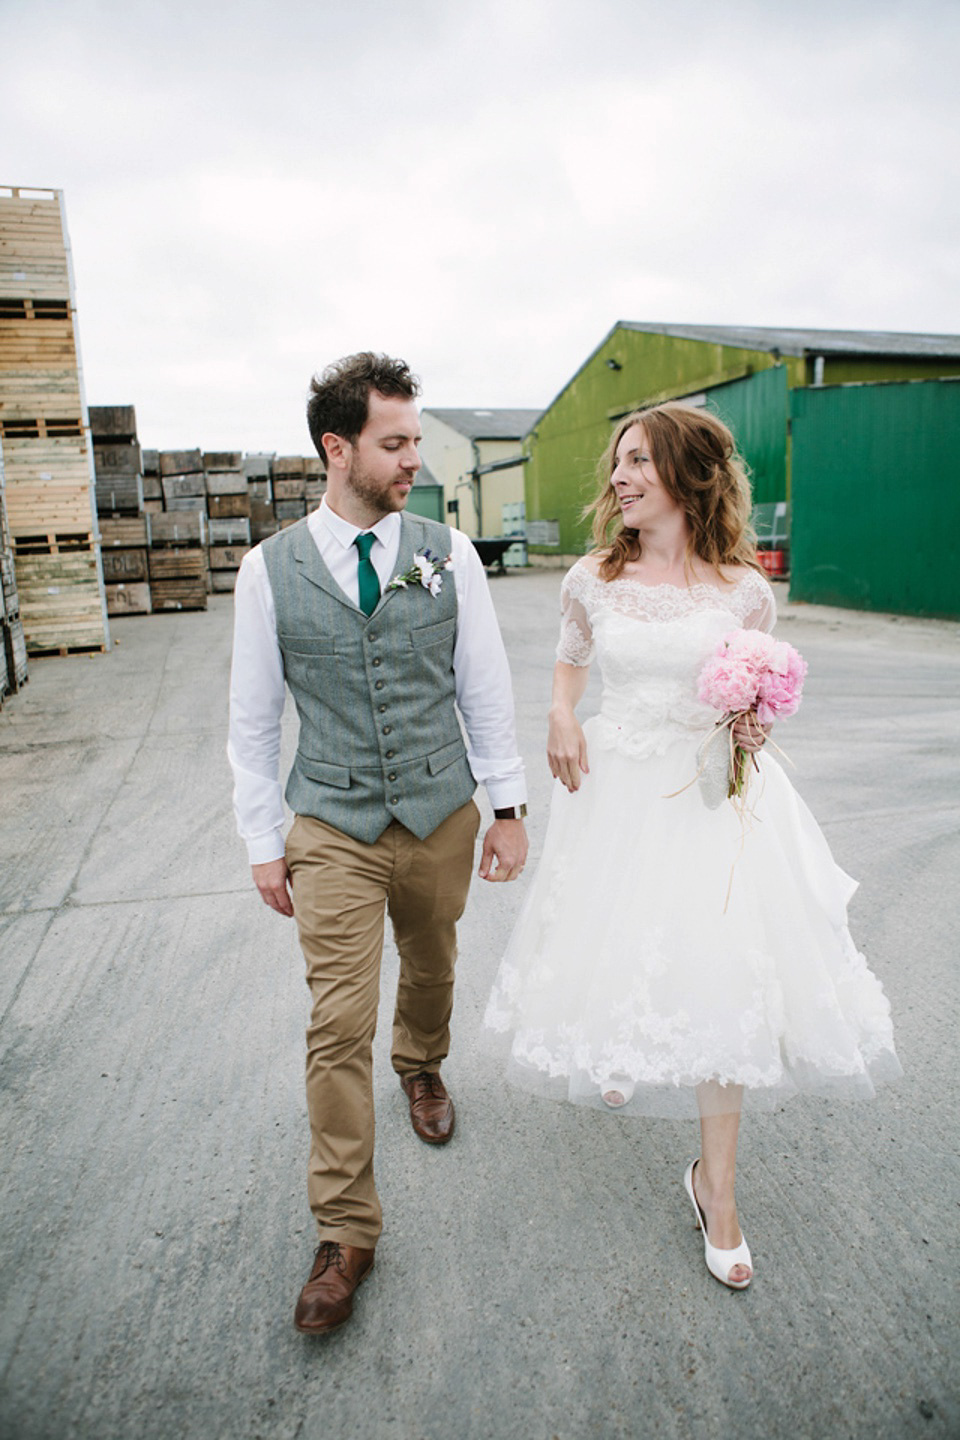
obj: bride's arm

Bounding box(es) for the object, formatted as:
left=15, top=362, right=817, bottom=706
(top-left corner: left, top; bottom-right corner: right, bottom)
left=548, top=662, right=591, bottom=793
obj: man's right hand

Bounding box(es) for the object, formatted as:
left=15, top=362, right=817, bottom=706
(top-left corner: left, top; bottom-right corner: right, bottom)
left=252, top=858, right=294, bottom=917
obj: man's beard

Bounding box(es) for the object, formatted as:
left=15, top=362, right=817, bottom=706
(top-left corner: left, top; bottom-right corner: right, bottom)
left=345, top=458, right=407, bottom=518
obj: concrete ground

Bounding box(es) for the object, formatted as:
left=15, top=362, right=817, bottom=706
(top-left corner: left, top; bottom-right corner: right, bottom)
left=1, top=570, right=958, bottom=1440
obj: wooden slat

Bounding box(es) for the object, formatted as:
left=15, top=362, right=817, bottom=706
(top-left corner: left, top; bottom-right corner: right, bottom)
left=150, top=578, right=207, bottom=611
left=14, top=551, right=107, bottom=653
left=208, top=544, right=250, bottom=570
left=150, top=512, right=206, bottom=546
left=101, top=548, right=147, bottom=583
left=207, top=493, right=250, bottom=519
left=148, top=550, right=206, bottom=581
left=106, top=581, right=151, bottom=616
left=99, top=516, right=150, bottom=547
left=204, top=469, right=247, bottom=496
left=208, top=516, right=251, bottom=545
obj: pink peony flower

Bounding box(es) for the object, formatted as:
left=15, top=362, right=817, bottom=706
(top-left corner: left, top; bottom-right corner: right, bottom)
left=699, top=629, right=805, bottom=721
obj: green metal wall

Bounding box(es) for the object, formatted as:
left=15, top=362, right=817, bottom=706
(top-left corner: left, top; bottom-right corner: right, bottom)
left=526, top=328, right=784, bottom=555
left=790, top=379, right=960, bottom=618
left=404, top=484, right=444, bottom=523
left=526, top=324, right=960, bottom=565
left=707, top=366, right=789, bottom=506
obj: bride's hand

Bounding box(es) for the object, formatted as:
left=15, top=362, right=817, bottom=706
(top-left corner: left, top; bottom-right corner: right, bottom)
left=732, top=710, right=769, bottom=752
left=548, top=705, right=590, bottom=792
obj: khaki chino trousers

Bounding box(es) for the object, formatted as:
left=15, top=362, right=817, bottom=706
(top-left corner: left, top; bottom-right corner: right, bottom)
left=285, top=799, right=480, bottom=1250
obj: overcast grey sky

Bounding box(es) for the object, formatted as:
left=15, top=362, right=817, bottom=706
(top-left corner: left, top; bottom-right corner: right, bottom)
left=4, top=0, right=959, bottom=453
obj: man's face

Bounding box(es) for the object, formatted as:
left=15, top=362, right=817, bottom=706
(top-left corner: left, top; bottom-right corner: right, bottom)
left=344, top=391, right=422, bottom=519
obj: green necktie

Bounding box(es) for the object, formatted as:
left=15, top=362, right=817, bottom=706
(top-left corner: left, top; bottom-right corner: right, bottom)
left=354, top=532, right=380, bottom=617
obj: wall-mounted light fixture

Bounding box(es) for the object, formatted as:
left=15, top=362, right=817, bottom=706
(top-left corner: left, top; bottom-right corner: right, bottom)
left=605, top=358, right=622, bottom=371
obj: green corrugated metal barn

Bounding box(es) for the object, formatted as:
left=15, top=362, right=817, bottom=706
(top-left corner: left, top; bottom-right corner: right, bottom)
left=524, top=323, right=960, bottom=617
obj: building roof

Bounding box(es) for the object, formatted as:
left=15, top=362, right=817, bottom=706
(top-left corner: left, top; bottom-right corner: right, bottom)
left=617, top=322, right=960, bottom=359
left=424, top=407, right=542, bottom=441
left=413, top=458, right=439, bottom=487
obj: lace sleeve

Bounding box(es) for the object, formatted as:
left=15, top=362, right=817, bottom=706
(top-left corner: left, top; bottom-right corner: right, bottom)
left=742, top=572, right=777, bottom=633
left=556, top=562, right=595, bottom=666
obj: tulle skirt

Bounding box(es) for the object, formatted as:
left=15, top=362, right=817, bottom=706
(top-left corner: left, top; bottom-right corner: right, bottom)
left=483, top=717, right=901, bottom=1118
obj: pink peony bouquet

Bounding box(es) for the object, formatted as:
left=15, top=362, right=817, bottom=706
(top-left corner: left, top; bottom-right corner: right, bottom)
left=697, top=629, right=807, bottom=802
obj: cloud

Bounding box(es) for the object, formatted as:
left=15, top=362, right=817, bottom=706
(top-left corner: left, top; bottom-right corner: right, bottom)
left=2, top=0, right=958, bottom=450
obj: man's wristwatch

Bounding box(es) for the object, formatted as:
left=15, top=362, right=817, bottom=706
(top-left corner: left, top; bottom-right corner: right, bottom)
left=493, top=805, right=528, bottom=820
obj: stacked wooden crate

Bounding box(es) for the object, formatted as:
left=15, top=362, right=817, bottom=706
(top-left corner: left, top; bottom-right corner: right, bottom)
left=204, top=452, right=250, bottom=592
left=90, top=404, right=152, bottom=617
left=246, top=452, right=277, bottom=543
left=0, top=440, right=29, bottom=703
left=0, top=185, right=109, bottom=655
left=160, top=448, right=206, bottom=514
left=98, top=513, right=152, bottom=616
left=273, top=456, right=307, bottom=527
left=148, top=508, right=208, bottom=610
left=141, top=449, right=162, bottom=515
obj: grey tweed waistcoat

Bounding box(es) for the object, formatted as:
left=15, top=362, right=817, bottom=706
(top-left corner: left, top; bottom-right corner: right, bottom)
left=261, top=513, right=476, bottom=844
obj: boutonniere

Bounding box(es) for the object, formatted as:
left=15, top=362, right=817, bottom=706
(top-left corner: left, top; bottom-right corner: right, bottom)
left=387, top=548, right=453, bottom=598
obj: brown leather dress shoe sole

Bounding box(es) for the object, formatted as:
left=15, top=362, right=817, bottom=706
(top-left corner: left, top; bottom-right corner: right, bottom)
left=294, top=1240, right=375, bottom=1335
left=400, top=1070, right=455, bottom=1144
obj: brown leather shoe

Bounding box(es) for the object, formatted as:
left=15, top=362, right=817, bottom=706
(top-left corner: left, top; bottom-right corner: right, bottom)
left=400, top=1070, right=455, bottom=1144
left=293, top=1240, right=375, bottom=1335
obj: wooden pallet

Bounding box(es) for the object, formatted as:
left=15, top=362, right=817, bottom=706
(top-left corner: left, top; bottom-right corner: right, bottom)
left=101, top=547, right=148, bottom=583
left=15, top=552, right=105, bottom=654
left=150, top=578, right=207, bottom=611
left=161, top=473, right=205, bottom=503
left=273, top=456, right=306, bottom=477
left=2, top=615, right=28, bottom=690
left=13, top=531, right=94, bottom=555
left=105, top=581, right=151, bottom=616
left=204, top=469, right=247, bottom=497
left=150, top=512, right=206, bottom=547
left=159, top=449, right=202, bottom=476
left=99, top=515, right=150, bottom=548
left=208, top=493, right=250, bottom=520
left=208, top=544, right=250, bottom=570
left=0, top=189, right=71, bottom=300
left=148, top=549, right=206, bottom=581
left=95, top=474, right=143, bottom=515
left=88, top=404, right=137, bottom=439
left=208, top=516, right=251, bottom=546
left=1, top=187, right=108, bottom=654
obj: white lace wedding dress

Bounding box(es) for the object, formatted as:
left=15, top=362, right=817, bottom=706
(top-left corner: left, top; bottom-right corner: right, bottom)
left=484, top=560, right=901, bottom=1117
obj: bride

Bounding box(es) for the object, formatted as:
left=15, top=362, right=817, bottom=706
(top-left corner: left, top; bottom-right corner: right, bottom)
left=484, top=402, right=900, bottom=1289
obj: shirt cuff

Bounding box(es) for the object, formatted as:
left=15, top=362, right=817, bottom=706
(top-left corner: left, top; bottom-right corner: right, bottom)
left=245, top=829, right=287, bottom=866
left=483, top=778, right=528, bottom=811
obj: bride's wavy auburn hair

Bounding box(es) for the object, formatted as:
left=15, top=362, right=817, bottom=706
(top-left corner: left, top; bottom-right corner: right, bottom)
left=586, top=402, right=759, bottom=581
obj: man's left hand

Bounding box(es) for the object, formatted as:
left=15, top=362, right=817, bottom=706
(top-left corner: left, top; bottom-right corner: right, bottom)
left=478, top=819, right=529, bottom=882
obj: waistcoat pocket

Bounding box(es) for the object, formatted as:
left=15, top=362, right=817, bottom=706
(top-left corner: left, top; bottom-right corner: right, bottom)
left=297, top=756, right=350, bottom=788
left=411, top=616, right=456, bottom=647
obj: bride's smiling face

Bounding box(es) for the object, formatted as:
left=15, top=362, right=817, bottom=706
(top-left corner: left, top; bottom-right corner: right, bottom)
left=611, top=423, right=681, bottom=528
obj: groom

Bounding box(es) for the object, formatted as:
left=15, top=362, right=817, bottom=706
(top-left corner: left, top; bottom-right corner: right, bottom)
left=228, top=352, right=528, bottom=1334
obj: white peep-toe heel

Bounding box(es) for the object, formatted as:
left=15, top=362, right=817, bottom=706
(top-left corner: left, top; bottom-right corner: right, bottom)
left=683, top=1160, right=753, bottom=1290
left=600, top=1075, right=635, bottom=1108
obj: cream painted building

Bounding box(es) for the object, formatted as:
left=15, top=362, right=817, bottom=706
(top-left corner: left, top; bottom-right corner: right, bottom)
left=419, top=408, right=540, bottom=542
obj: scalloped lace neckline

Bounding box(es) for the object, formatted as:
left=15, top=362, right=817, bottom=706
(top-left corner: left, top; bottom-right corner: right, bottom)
left=587, top=571, right=759, bottom=600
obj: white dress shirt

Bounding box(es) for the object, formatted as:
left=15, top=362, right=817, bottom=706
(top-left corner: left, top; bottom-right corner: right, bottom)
left=228, top=498, right=527, bottom=863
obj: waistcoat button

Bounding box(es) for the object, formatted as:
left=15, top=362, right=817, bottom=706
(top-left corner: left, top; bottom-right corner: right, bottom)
left=382, top=725, right=392, bottom=735
left=374, top=680, right=384, bottom=690
left=387, top=772, right=397, bottom=782
left=372, top=657, right=381, bottom=667
left=386, top=749, right=395, bottom=759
